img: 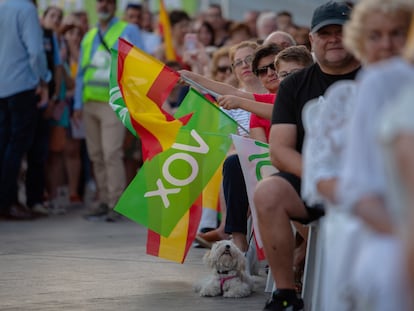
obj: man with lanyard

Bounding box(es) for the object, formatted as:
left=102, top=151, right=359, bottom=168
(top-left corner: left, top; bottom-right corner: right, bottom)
left=73, top=0, right=145, bottom=221
left=253, top=2, right=361, bottom=310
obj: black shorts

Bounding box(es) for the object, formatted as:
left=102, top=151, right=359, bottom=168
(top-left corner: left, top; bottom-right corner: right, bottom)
left=274, top=171, right=325, bottom=224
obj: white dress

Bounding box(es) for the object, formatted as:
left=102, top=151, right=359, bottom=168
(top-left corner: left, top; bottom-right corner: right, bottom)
left=378, top=83, right=414, bottom=311
left=302, top=80, right=363, bottom=311
left=379, top=84, right=414, bottom=236
left=337, top=58, right=414, bottom=311
left=338, top=58, right=414, bottom=213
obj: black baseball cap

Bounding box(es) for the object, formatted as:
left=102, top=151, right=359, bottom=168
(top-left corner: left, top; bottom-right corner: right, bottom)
left=311, top=1, right=351, bottom=33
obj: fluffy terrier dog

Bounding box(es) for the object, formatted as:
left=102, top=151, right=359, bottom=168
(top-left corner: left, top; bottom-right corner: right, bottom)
left=195, top=240, right=253, bottom=298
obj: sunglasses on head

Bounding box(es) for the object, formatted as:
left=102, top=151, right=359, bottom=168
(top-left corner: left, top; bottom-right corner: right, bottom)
left=254, top=63, right=276, bottom=77
left=217, top=66, right=232, bottom=73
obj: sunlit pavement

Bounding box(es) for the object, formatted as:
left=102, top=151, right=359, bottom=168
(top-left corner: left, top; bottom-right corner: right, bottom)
left=0, top=205, right=268, bottom=311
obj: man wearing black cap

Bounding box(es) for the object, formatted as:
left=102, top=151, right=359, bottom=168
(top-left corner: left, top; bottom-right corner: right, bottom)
left=253, top=2, right=360, bottom=310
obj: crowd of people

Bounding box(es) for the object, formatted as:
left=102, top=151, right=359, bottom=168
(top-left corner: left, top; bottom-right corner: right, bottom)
left=1, top=0, right=414, bottom=310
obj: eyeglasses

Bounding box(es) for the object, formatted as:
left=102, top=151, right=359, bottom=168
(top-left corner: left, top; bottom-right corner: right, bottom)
left=217, top=66, right=232, bottom=73
left=254, top=63, right=276, bottom=77
left=232, top=55, right=254, bottom=68
left=277, top=68, right=302, bottom=80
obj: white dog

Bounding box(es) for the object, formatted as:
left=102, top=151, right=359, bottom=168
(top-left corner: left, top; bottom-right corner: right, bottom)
left=195, top=240, right=254, bottom=298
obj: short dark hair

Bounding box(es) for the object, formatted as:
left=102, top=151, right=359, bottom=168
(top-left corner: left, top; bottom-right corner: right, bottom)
left=126, top=3, right=142, bottom=11
left=277, top=10, right=292, bottom=18
left=228, top=22, right=252, bottom=38
left=169, top=10, right=190, bottom=27
left=252, top=44, right=282, bottom=75
left=274, top=45, right=314, bottom=69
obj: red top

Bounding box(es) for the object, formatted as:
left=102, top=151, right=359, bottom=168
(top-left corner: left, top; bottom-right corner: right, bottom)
left=250, top=93, right=276, bottom=141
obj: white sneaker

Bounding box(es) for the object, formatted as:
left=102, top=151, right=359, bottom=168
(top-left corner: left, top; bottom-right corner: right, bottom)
left=49, top=200, right=67, bottom=215
left=32, top=203, right=49, bottom=216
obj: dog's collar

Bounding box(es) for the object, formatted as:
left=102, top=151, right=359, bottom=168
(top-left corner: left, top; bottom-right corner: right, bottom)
left=217, top=270, right=230, bottom=275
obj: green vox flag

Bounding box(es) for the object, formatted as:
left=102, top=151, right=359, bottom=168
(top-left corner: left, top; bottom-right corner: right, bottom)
left=115, top=89, right=237, bottom=237
left=109, top=48, right=137, bottom=137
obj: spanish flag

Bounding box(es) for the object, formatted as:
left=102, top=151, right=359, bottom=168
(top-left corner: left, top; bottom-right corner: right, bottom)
left=116, top=38, right=189, bottom=160
left=158, top=0, right=177, bottom=61
left=110, top=41, right=237, bottom=262
left=147, top=197, right=202, bottom=263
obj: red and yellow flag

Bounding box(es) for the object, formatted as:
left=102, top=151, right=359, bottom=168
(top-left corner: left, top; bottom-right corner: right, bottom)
left=111, top=40, right=237, bottom=263
left=117, top=38, right=188, bottom=159
left=147, top=197, right=202, bottom=263
left=158, top=0, right=177, bottom=61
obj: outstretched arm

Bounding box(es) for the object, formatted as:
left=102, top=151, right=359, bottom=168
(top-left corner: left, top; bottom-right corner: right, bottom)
left=179, top=70, right=255, bottom=100
left=218, top=95, right=273, bottom=119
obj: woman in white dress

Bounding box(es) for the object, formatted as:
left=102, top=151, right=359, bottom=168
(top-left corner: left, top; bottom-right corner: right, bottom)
left=302, top=0, right=414, bottom=310
left=379, top=81, right=414, bottom=307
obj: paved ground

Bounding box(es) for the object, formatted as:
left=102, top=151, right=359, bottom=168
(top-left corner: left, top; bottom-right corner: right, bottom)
left=0, top=205, right=269, bottom=311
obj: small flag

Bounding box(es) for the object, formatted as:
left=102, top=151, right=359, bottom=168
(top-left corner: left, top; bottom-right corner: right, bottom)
left=232, top=135, right=278, bottom=260
left=158, top=0, right=177, bottom=61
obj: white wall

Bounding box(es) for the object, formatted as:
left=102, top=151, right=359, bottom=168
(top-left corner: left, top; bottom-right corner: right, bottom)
left=200, top=0, right=339, bottom=27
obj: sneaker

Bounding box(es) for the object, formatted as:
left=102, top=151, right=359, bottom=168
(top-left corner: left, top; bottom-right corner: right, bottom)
left=83, top=203, right=108, bottom=220
left=32, top=203, right=49, bottom=216
left=49, top=201, right=67, bottom=215
left=263, top=291, right=304, bottom=311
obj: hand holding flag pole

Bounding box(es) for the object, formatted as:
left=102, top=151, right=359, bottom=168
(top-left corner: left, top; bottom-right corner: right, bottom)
left=179, top=75, right=250, bottom=136
left=110, top=38, right=239, bottom=263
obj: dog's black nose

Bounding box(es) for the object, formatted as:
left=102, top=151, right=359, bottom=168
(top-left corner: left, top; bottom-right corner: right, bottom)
left=225, top=244, right=230, bottom=250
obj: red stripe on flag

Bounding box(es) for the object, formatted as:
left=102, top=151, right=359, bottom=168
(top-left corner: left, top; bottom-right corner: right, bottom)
left=147, top=66, right=179, bottom=107
left=146, top=196, right=203, bottom=263
left=182, top=196, right=203, bottom=262
left=117, top=40, right=133, bottom=83
left=147, top=229, right=161, bottom=257
left=130, top=117, right=163, bottom=161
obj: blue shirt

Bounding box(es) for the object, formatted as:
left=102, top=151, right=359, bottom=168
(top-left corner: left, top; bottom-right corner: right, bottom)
left=52, top=33, right=62, bottom=66
left=74, top=17, right=145, bottom=110
left=0, top=0, right=51, bottom=98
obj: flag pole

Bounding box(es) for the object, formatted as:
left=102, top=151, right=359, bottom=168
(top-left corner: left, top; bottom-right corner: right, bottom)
left=180, top=75, right=250, bottom=135
left=180, top=75, right=221, bottom=98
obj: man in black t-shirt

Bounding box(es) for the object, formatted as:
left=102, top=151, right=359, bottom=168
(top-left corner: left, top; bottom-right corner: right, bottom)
left=253, top=2, right=361, bottom=311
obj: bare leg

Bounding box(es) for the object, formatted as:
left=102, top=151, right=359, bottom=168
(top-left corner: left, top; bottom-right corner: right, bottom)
left=254, top=176, right=308, bottom=289
left=198, top=185, right=230, bottom=242
left=293, top=221, right=308, bottom=268
left=232, top=232, right=248, bottom=252
left=47, top=150, right=65, bottom=201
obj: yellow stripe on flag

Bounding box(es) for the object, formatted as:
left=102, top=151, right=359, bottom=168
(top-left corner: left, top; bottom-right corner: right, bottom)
left=120, top=48, right=182, bottom=150
left=159, top=0, right=176, bottom=61
left=202, top=161, right=223, bottom=211
left=158, top=210, right=189, bottom=262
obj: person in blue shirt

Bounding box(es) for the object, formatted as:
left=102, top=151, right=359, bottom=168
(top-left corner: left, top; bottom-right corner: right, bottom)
left=72, top=0, right=145, bottom=222
left=0, top=0, right=51, bottom=220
